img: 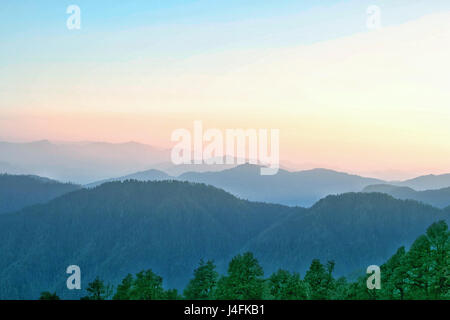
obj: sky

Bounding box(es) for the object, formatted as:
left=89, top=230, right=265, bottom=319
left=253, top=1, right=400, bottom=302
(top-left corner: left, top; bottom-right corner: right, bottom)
left=1, top=0, right=450, bottom=180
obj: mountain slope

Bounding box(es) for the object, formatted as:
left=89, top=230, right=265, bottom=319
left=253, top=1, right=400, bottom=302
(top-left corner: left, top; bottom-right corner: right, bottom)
left=393, top=173, right=450, bottom=190
left=245, top=193, right=449, bottom=277
left=179, top=164, right=384, bottom=207
left=0, top=174, right=80, bottom=214
left=0, top=180, right=297, bottom=299
left=0, top=181, right=448, bottom=299
left=85, top=169, right=172, bottom=188
left=363, top=184, right=450, bottom=208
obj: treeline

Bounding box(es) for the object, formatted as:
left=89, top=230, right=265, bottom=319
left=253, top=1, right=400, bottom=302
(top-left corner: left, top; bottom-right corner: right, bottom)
left=40, top=220, right=449, bottom=300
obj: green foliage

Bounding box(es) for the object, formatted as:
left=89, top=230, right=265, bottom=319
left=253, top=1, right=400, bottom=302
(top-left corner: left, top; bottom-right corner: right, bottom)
left=330, top=277, right=349, bottom=300
left=112, top=270, right=182, bottom=300
left=81, top=277, right=113, bottom=300
left=215, top=252, right=264, bottom=300
left=165, top=289, right=182, bottom=300
left=184, top=259, right=218, bottom=299
left=129, top=270, right=165, bottom=300
left=42, top=221, right=449, bottom=301
left=304, top=259, right=336, bottom=299
left=39, top=291, right=60, bottom=300
left=268, top=270, right=307, bottom=300
left=346, top=275, right=379, bottom=300
left=358, top=220, right=450, bottom=300
left=113, top=274, right=133, bottom=300
left=380, top=247, right=407, bottom=299
left=113, top=270, right=166, bottom=300
left=426, top=221, right=449, bottom=299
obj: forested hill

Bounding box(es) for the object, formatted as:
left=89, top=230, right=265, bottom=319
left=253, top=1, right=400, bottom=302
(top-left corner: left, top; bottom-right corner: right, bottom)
left=0, top=180, right=298, bottom=299
left=0, top=181, right=448, bottom=299
left=245, top=192, right=449, bottom=276
left=0, top=174, right=80, bottom=214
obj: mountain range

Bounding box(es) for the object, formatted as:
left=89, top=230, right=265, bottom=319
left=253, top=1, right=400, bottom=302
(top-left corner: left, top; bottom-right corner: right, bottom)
left=391, top=174, right=450, bottom=190
left=0, top=179, right=448, bottom=299
left=2, top=140, right=450, bottom=203
left=363, top=184, right=450, bottom=209
left=177, top=165, right=385, bottom=207
left=0, top=141, right=241, bottom=184
left=0, top=140, right=169, bottom=184
left=0, top=180, right=296, bottom=299
left=86, top=164, right=386, bottom=207
left=85, top=169, right=172, bottom=188
left=85, top=164, right=450, bottom=208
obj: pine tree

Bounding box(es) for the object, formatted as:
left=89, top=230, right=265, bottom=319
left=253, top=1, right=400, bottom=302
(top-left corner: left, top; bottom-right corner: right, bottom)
left=304, top=259, right=333, bottom=300
left=165, top=288, right=182, bottom=300
left=268, top=269, right=307, bottom=300
left=81, top=277, right=113, bottom=300
left=425, top=220, right=449, bottom=299
left=129, top=269, right=165, bottom=300
left=184, top=259, right=218, bottom=299
left=381, top=246, right=407, bottom=300
left=330, top=277, right=349, bottom=300
left=215, top=252, right=264, bottom=300
left=403, top=235, right=432, bottom=299
left=113, top=273, right=133, bottom=300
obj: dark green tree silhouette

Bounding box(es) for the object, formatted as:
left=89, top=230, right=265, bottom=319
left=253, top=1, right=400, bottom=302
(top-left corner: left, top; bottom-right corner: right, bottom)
left=304, top=259, right=335, bottom=299
left=380, top=246, right=407, bottom=299
left=331, top=277, right=349, bottom=300
left=425, top=221, right=449, bottom=299
left=184, top=259, right=218, bottom=299
left=129, top=270, right=165, bottom=300
left=268, top=269, right=307, bottom=300
left=165, top=288, right=182, bottom=300
left=81, top=277, right=113, bottom=300
left=113, top=273, right=133, bottom=300
left=403, top=235, right=432, bottom=299
left=215, top=252, right=264, bottom=300
left=346, top=275, right=378, bottom=300
left=39, top=291, right=60, bottom=300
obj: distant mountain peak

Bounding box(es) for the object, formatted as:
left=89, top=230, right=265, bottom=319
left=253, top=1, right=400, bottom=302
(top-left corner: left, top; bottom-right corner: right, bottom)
left=28, top=139, right=53, bottom=145
left=363, top=184, right=416, bottom=193
left=362, top=183, right=450, bottom=209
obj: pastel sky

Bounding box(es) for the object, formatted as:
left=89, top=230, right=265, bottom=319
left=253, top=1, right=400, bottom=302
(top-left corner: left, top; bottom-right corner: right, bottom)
left=1, top=0, right=450, bottom=179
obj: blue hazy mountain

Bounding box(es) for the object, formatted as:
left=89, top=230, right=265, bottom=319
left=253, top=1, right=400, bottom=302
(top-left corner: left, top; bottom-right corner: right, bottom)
left=0, top=180, right=447, bottom=299
left=0, top=161, right=22, bottom=174
left=85, top=169, right=172, bottom=188
left=178, top=164, right=384, bottom=207
left=86, top=164, right=384, bottom=206
left=363, top=184, right=450, bottom=208
left=392, top=173, right=450, bottom=190
left=0, top=174, right=80, bottom=214
left=151, top=161, right=238, bottom=177
left=85, top=164, right=450, bottom=208
left=0, top=140, right=170, bottom=184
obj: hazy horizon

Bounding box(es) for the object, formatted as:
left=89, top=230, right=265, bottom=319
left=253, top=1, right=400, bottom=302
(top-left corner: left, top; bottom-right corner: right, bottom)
left=0, top=138, right=449, bottom=182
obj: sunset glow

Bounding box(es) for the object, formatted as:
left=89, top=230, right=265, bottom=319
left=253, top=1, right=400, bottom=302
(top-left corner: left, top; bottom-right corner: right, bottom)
left=2, top=1, right=450, bottom=180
